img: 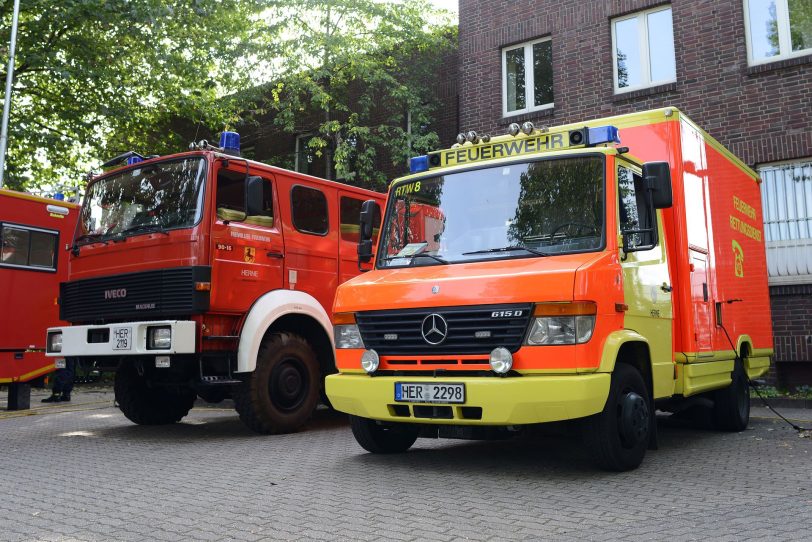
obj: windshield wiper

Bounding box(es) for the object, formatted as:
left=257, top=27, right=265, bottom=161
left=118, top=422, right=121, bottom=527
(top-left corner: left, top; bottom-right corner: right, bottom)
left=462, top=245, right=550, bottom=257
left=409, top=253, right=448, bottom=265
left=74, top=233, right=108, bottom=246
left=113, top=223, right=170, bottom=238
left=71, top=233, right=108, bottom=256
left=380, top=253, right=448, bottom=265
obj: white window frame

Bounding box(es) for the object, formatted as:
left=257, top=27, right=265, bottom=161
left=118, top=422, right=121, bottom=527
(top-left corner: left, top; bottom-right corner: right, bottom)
left=501, top=36, right=554, bottom=118
left=611, top=5, right=677, bottom=94
left=744, top=0, right=812, bottom=66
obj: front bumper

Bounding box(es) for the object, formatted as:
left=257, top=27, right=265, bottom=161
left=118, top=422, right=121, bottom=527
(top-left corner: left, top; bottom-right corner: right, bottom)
left=326, top=373, right=610, bottom=425
left=45, top=320, right=196, bottom=357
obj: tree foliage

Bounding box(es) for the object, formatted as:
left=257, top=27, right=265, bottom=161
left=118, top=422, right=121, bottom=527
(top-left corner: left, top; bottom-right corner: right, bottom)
left=250, top=0, right=457, bottom=187
left=0, top=0, right=263, bottom=192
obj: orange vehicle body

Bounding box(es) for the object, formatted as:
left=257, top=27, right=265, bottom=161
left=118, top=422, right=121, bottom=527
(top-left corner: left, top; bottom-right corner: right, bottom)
left=46, top=147, right=384, bottom=431
left=1, top=189, right=79, bottom=409
left=326, top=108, right=773, bottom=468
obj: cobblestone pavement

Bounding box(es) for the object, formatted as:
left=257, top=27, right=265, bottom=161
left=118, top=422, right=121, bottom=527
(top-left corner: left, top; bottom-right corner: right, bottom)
left=1, top=387, right=810, bottom=542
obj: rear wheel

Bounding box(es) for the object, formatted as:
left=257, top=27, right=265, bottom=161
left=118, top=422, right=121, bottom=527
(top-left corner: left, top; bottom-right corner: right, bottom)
left=234, top=333, right=320, bottom=434
left=350, top=415, right=419, bottom=454
left=582, top=364, right=650, bottom=471
left=114, top=364, right=196, bottom=425
left=713, top=358, right=750, bottom=431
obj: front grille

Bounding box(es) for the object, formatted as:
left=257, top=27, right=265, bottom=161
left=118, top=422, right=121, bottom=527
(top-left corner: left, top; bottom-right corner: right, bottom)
left=60, top=266, right=210, bottom=324
left=356, top=303, right=532, bottom=355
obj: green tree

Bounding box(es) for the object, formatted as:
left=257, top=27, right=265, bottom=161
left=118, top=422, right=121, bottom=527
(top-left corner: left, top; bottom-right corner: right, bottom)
left=251, top=0, right=456, bottom=187
left=0, top=0, right=263, bottom=193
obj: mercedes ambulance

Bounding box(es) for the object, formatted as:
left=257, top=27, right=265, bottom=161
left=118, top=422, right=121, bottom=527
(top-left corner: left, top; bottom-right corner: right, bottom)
left=326, top=107, right=772, bottom=470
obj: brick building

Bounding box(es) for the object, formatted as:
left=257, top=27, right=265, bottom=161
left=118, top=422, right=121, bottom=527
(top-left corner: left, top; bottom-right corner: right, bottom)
left=457, top=0, right=812, bottom=385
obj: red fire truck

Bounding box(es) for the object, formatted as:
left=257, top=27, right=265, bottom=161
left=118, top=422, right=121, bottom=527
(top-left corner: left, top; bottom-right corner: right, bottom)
left=1, top=189, right=79, bottom=410
left=46, top=133, right=384, bottom=432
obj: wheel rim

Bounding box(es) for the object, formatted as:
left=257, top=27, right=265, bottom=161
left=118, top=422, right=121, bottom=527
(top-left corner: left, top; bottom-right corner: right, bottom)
left=269, top=357, right=309, bottom=412
left=618, top=390, right=649, bottom=448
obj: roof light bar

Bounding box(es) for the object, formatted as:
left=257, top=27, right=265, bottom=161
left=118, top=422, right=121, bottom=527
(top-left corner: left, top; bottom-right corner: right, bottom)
left=409, top=155, right=429, bottom=174
left=587, top=126, right=620, bottom=146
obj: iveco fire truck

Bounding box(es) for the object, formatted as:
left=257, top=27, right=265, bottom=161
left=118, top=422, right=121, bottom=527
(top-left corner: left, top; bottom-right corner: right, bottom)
left=326, top=107, right=773, bottom=470
left=1, top=189, right=78, bottom=410
left=46, top=133, right=384, bottom=433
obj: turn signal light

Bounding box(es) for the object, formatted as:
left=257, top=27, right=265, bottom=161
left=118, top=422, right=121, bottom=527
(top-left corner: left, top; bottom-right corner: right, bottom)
left=195, top=282, right=211, bottom=291
left=333, top=312, right=356, bottom=325
left=533, top=301, right=597, bottom=317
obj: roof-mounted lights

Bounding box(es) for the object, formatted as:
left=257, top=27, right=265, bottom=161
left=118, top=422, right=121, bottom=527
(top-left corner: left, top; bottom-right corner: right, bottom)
left=455, top=133, right=466, bottom=145
left=219, top=131, right=241, bottom=157
left=409, top=155, right=429, bottom=174
left=126, top=156, right=143, bottom=165
left=521, top=121, right=535, bottom=135
left=507, top=123, right=521, bottom=137
left=587, top=126, right=620, bottom=146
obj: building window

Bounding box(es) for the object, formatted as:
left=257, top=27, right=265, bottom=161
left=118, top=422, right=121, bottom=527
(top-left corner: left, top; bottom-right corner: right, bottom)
left=745, top=0, right=812, bottom=65
left=501, top=37, right=554, bottom=117
left=611, top=6, right=676, bottom=93
left=291, top=185, right=329, bottom=235
left=0, top=224, right=58, bottom=270
left=295, top=134, right=316, bottom=175
left=760, top=160, right=812, bottom=241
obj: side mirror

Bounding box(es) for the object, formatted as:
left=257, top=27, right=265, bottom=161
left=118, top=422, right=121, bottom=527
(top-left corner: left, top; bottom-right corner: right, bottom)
left=358, top=199, right=377, bottom=265
left=643, top=162, right=672, bottom=209
left=245, top=176, right=264, bottom=216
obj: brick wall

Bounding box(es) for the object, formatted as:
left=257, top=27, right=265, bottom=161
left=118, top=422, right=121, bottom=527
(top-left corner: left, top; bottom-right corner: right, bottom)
left=459, top=0, right=812, bottom=384
left=458, top=0, right=812, bottom=167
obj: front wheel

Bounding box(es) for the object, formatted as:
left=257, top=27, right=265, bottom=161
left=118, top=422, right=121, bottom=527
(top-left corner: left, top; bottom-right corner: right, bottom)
left=234, top=333, right=320, bottom=434
left=713, top=358, right=750, bottom=432
left=350, top=416, right=419, bottom=454
left=582, top=364, right=650, bottom=471
left=114, top=364, right=196, bottom=425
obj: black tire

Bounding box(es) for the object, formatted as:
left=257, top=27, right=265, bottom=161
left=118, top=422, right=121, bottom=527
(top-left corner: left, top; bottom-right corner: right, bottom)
left=114, top=364, right=196, bottom=425
left=349, top=415, right=419, bottom=454
left=713, top=358, right=750, bottom=432
left=234, top=333, right=320, bottom=434
left=582, top=364, right=650, bottom=471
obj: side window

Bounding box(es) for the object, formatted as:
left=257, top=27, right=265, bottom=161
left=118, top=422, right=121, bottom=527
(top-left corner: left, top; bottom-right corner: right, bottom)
left=340, top=197, right=381, bottom=242
left=291, top=185, right=329, bottom=235
left=216, top=170, right=274, bottom=227
left=618, top=166, right=657, bottom=249
left=1, top=224, right=58, bottom=270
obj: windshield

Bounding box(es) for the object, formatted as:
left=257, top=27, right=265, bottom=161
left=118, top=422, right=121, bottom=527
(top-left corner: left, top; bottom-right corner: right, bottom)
left=77, top=158, right=207, bottom=245
left=378, top=156, right=605, bottom=267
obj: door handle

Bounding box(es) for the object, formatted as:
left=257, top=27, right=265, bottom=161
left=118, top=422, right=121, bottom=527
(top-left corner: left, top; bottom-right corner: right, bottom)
left=661, top=283, right=672, bottom=293
left=266, top=251, right=284, bottom=259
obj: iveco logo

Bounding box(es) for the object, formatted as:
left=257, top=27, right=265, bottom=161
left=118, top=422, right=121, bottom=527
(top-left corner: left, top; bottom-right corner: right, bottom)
left=104, top=288, right=127, bottom=300
left=421, top=313, right=448, bottom=345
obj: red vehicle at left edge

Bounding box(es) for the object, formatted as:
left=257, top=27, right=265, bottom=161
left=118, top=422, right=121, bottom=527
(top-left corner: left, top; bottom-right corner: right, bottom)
left=1, top=189, right=79, bottom=410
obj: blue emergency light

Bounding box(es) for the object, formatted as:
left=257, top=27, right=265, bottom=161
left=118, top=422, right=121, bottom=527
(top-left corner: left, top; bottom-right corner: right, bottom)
left=409, top=155, right=429, bottom=174
left=587, top=126, right=621, bottom=146
left=126, top=156, right=143, bottom=165
left=219, top=131, right=241, bottom=156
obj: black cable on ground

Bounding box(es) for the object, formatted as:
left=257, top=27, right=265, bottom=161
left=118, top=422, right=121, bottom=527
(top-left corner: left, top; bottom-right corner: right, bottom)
left=718, top=322, right=810, bottom=434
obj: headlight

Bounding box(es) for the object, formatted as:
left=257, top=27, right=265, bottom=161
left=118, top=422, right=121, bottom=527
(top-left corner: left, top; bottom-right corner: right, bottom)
left=334, top=325, right=364, bottom=349
left=147, top=326, right=172, bottom=350
left=47, top=332, right=63, bottom=353
left=361, top=349, right=380, bottom=374
left=489, top=347, right=513, bottom=374
left=525, top=302, right=596, bottom=345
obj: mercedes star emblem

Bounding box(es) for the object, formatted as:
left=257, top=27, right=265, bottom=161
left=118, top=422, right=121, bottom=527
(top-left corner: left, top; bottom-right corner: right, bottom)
left=421, top=313, right=448, bottom=345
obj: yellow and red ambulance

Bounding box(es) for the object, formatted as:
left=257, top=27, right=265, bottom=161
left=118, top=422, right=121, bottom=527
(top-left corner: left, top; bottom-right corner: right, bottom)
left=326, top=107, right=772, bottom=470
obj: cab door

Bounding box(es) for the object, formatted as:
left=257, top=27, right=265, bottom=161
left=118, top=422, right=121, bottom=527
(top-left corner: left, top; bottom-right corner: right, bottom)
left=617, top=160, right=674, bottom=398
left=210, top=167, right=284, bottom=313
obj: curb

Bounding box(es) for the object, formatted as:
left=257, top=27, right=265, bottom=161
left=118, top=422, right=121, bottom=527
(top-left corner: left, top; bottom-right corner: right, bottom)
left=751, top=397, right=812, bottom=409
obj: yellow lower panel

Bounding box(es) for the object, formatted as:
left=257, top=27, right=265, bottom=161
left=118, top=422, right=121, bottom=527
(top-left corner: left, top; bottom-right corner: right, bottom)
left=325, top=373, right=610, bottom=426
left=745, top=355, right=771, bottom=379
left=682, top=360, right=734, bottom=397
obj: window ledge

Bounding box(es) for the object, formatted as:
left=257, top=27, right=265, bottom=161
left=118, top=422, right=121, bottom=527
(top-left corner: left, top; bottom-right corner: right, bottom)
left=498, top=107, right=555, bottom=127
left=746, top=53, right=812, bottom=76
left=611, top=82, right=677, bottom=103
